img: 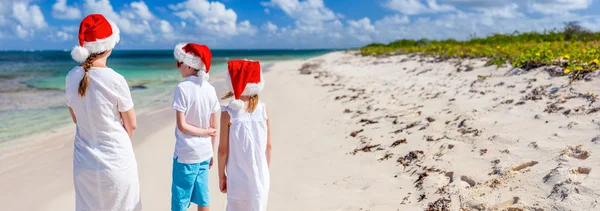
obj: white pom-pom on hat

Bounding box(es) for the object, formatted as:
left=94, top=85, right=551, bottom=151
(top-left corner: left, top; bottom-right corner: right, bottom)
left=229, top=99, right=245, bottom=110
left=71, top=46, right=90, bottom=63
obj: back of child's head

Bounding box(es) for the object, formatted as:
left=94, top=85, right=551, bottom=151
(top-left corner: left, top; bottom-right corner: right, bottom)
left=224, top=60, right=264, bottom=112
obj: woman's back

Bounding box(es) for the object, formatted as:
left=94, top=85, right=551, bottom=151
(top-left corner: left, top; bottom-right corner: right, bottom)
left=65, top=66, right=135, bottom=170
left=223, top=102, right=270, bottom=200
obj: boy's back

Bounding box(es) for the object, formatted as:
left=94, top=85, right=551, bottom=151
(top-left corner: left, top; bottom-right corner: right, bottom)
left=172, top=75, right=219, bottom=164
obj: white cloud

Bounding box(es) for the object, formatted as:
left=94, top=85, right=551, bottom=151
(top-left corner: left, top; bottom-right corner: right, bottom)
left=375, top=15, right=410, bottom=27
left=348, top=18, right=376, bottom=33
left=262, top=0, right=336, bottom=22
left=264, top=8, right=270, bottom=14
left=168, top=0, right=256, bottom=37
left=14, top=25, right=30, bottom=39
left=56, top=31, right=72, bottom=41
left=159, top=20, right=173, bottom=33
left=12, top=2, right=47, bottom=29
left=239, top=20, right=258, bottom=36
left=263, top=21, right=278, bottom=33
left=52, top=0, right=82, bottom=20
left=385, top=0, right=455, bottom=15
left=127, top=1, right=154, bottom=21
left=529, top=0, right=592, bottom=14
left=475, top=3, right=521, bottom=18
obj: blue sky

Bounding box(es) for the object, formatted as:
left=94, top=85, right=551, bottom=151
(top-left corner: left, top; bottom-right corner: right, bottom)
left=1, top=0, right=599, bottom=50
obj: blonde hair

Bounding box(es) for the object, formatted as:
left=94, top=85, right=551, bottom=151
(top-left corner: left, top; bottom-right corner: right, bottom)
left=222, top=92, right=259, bottom=113
left=78, top=52, right=103, bottom=97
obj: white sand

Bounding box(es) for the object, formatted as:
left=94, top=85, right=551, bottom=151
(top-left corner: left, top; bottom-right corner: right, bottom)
left=2, top=51, right=600, bottom=210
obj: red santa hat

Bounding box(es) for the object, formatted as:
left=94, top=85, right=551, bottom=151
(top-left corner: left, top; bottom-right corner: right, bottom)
left=71, top=14, right=120, bottom=63
left=226, top=60, right=264, bottom=110
left=174, top=43, right=212, bottom=81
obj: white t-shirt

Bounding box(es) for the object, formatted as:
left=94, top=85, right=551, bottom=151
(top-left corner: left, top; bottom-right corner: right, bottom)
left=172, top=75, right=220, bottom=164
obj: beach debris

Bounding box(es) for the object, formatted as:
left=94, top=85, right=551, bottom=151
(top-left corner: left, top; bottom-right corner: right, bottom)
left=502, top=99, right=514, bottom=104
left=350, top=129, right=364, bottom=137
left=522, top=85, right=551, bottom=101
left=528, top=142, right=538, bottom=148
left=414, top=172, right=428, bottom=189
left=495, top=82, right=505, bottom=87
left=418, top=193, right=426, bottom=202
left=544, top=102, right=564, bottom=114
left=426, top=117, right=436, bottom=122
left=591, top=135, right=600, bottom=143
left=400, top=196, right=410, bottom=205
left=487, top=178, right=502, bottom=188
left=515, top=101, right=525, bottom=105
left=351, top=144, right=383, bottom=155
left=343, top=109, right=352, bottom=113
left=457, top=65, right=473, bottom=72
left=359, top=118, right=378, bottom=125
left=500, top=149, right=510, bottom=154
left=334, top=95, right=347, bottom=100
left=505, top=68, right=525, bottom=76
left=391, top=121, right=421, bottom=134
left=458, top=119, right=467, bottom=128
left=426, top=197, right=451, bottom=211
left=390, top=138, right=407, bottom=147
left=480, top=149, right=488, bottom=156
left=397, top=150, right=424, bottom=167
left=512, top=161, right=538, bottom=172
left=378, top=152, right=393, bottom=161
left=548, top=179, right=581, bottom=201
left=448, top=144, right=455, bottom=149
left=298, top=63, right=320, bottom=74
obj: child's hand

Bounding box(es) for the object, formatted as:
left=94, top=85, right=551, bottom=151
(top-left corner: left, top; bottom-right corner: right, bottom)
left=209, top=158, right=214, bottom=169
left=204, top=128, right=217, bottom=137
left=219, top=176, right=227, bottom=193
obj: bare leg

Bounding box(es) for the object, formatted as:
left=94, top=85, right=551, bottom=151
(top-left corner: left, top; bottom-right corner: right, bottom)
left=198, top=205, right=209, bottom=211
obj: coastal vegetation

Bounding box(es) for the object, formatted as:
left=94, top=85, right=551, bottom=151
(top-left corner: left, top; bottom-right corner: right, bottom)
left=360, top=22, right=600, bottom=82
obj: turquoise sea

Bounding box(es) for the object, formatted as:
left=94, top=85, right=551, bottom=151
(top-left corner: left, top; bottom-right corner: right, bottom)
left=0, top=49, right=333, bottom=143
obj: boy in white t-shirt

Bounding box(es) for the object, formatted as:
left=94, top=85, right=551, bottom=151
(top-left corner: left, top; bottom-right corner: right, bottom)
left=171, top=43, right=219, bottom=211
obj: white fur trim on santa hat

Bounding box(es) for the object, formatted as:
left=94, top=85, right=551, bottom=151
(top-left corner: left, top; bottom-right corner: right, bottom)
left=71, top=21, right=120, bottom=63
left=228, top=99, right=245, bottom=110
left=174, top=43, right=206, bottom=70
left=225, top=67, right=265, bottom=96
left=198, top=69, right=209, bottom=81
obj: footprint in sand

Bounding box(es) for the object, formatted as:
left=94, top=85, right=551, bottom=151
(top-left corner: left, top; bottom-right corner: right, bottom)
left=460, top=175, right=476, bottom=187
left=571, top=167, right=592, bottom=175
left=561, top=145, right=590, bottom=160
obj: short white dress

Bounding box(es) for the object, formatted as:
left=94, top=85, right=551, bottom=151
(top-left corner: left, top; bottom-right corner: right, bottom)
left=65, top=66, right=142, bottom=211
left=223, top=102, right=270, bottom=211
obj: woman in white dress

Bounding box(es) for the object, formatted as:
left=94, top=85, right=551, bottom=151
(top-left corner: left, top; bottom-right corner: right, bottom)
left=65, top=14, right=142, bottom=211
left=218, top=60, right=272, bottom=211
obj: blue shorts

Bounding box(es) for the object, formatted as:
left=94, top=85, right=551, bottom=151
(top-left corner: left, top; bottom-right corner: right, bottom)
left=171, top=158, right=211, bottom=211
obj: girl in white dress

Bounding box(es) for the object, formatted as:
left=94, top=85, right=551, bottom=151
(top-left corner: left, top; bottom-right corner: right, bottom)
left=218, top=60, right=272, bottom=211
left=65, top=14, right=142, bottom=211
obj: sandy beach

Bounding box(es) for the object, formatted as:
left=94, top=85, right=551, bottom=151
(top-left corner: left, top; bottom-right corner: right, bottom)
left=2, top=51, right=600, bottom=210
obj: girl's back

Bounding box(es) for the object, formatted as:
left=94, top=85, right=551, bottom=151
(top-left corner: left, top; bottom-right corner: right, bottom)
left=223, top=102, right=270, bottom=201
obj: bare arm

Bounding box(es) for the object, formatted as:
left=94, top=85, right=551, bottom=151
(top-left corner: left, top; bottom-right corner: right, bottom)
left=175, top=111, right=216, bottom=137
left=266, top=109, right=272, bottom=168
left=120, top=108, right=137, bottom=139
left=210, top=112, right=218, bottom=152
left=68, top=107, right=77, bottom=124
left=218, top=111, right=230, bottom=193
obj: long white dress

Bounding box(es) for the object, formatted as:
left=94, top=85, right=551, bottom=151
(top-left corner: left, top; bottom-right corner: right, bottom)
left=223, top=102, right=270, bottom=211
left=65, top=66, right=142, bottom=211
